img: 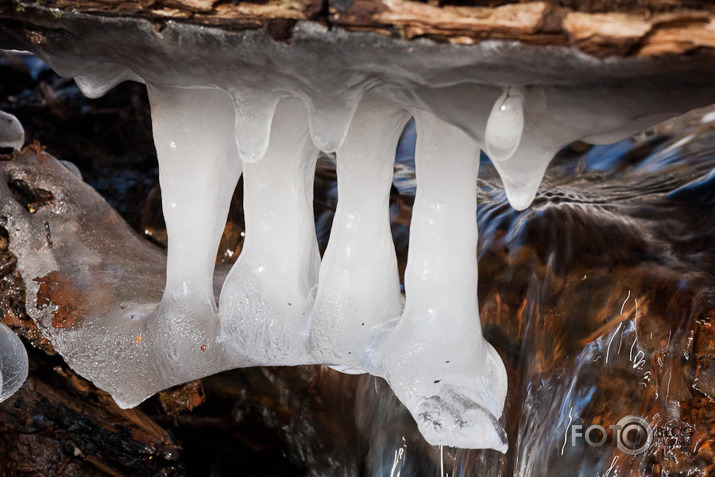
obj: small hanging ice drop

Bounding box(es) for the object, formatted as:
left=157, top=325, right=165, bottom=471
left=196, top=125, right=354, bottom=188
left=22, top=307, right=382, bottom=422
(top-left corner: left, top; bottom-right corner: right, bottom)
left=484, top=86, right=525, bottom=162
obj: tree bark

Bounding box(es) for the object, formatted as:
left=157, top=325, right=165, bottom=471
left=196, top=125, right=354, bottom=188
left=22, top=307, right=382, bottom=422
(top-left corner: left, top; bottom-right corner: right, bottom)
left=1, top=0, right=714, bottom=57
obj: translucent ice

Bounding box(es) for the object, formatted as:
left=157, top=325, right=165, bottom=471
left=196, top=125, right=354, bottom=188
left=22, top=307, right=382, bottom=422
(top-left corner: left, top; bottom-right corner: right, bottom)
left=0, top=110, right=24, bottom=150
left=0, top=322, right=28, bottom=403
left=0, top=148, right=233, bottom=408
left=310, top=94, right=410, bottom=369
left=220, top=98, right=320, bottom=365
left=485, top=86, right=525, bottom=162
left=378, top=109, right=508, bottom=450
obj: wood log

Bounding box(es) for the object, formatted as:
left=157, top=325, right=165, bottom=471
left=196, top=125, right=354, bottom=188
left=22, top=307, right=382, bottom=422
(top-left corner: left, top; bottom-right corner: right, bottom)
left=1, top=0, right=713, bottom=56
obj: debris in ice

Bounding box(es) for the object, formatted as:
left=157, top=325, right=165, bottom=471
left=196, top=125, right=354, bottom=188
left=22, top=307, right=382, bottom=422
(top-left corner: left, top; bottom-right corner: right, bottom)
left=0, top=322, right=28, bottom=403
left=2, top=16, right=715, bottom=450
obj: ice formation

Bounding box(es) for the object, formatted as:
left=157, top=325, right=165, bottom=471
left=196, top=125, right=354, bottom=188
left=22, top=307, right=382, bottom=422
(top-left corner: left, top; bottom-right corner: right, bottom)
left=1, top=13, right=714, bottom=451
left=0, top=109, right=27, bottom=404
left=0, top=322, right=28, bottom=403
left=0, top=109, right=24, bottom=150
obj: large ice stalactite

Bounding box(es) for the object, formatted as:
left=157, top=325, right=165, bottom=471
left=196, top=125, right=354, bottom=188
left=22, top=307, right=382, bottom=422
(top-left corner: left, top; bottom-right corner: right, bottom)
left=310, top=95, right=410, bottom=371
left=220, top=98, right=320, bottom=365
left=1, top=17, right=715, bottom=451
left=146, top=84, right=240, bottom=375
left=378, top=110, right=508, bottom=450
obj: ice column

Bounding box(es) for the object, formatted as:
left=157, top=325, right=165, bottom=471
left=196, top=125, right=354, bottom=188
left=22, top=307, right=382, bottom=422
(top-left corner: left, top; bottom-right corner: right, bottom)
left=220, top=98, right=320, bottom=365
left=146, top=85, right=241, bottom=369
left=0, top=322, right=28, bottom=403
left=378, top=109, right=508, bottom=451
left=310, top=95, right=410, bottom=369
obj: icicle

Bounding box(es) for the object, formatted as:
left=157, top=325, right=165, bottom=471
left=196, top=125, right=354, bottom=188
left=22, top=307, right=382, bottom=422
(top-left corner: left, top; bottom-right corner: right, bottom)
left=377, top=109, right=508, bottom=451
left=486, top=86, right=552, bottom=211
left=309, top=94, right=410, bottom=369
left=305, top=92, right=362, bottom=153
left=220, top=98, right=320, bottom=365
left=145, top=84, right=241, bottom=375
left=485, top=86, right=525, bottom=162
left=0, top=323, right=28, bottom=403
left=231, top=90, right=281, bottom=163
left=0, top=110, right=24, bottom=150
left=74, top=63, right=143, bottom=99
left=491, top=150, right=553, bottom=211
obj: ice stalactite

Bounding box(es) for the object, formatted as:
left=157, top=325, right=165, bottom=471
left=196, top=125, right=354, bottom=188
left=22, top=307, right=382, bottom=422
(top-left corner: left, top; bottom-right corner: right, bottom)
left=220, top=98, right=320, bottom=365
left=378, top=109, right=508, bottom=451
left=310, top=95, right=410, bottom=370
left=485, top=86, right=525, bottom=163
left=230, top=90, right=281, bottom=163
left=146, top=84, right=241, bottom=373
left=74, top=63, right=143, bottom=99
left=0, top=322, right=28, bottom=403
left=305, top=91, right=363, bottom=153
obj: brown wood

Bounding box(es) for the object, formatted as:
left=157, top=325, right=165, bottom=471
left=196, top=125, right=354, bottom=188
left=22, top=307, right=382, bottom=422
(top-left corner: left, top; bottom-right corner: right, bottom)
left=1, top=0, right=714, bottom=57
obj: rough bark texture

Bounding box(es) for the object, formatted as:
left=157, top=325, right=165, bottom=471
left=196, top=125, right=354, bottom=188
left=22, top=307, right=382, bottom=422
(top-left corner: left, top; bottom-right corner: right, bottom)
left=0, top=0, right=714, bottom=56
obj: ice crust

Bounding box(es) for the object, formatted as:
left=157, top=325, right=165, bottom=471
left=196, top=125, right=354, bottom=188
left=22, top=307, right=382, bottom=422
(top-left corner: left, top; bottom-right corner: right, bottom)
left=1, top=15, right=715, bottom=450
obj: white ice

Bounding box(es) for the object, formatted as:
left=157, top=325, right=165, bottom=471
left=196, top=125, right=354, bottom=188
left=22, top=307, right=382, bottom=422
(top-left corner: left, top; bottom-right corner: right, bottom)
left=377, top=109, right=508, bottom=450
left=310, top=94, right=410, bottom=370
left=485, top=86, right=525, bottom=162
left=220, top=98, right=320, bottom=366
left=146, top=84, right=241, bottom=371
